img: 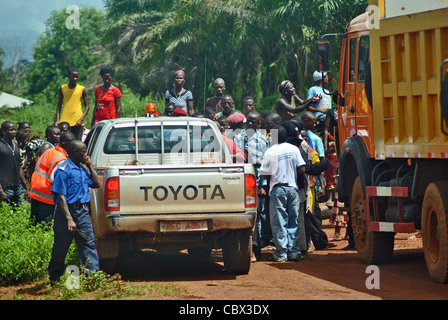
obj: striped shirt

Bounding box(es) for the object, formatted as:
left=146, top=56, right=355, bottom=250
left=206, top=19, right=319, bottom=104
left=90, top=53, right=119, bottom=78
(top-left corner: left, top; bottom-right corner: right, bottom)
left=165, top=89, right=193, bottom=113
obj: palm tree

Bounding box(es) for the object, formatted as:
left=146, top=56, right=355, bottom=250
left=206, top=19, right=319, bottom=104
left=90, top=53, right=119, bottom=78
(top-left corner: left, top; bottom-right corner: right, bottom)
left=104, top=0, right=367, bottom=110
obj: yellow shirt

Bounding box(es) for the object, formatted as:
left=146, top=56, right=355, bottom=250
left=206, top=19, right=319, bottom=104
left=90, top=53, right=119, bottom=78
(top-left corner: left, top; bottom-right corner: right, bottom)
left=308, top=148, right=320, bottom=213
left=60, top=84, right=85, bottom=126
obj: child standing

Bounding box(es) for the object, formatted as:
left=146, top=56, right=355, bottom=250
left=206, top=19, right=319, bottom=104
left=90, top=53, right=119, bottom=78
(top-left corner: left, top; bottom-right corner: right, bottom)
left=324, top=137, right=337, bottom=208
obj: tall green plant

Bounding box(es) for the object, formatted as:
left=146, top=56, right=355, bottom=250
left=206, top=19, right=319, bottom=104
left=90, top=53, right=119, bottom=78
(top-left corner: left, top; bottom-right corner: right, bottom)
left=0, top=202, right=77, bottom=285
left=26, top=6, right=108, bottom=100
left=104, top=0, right=367, bottom=111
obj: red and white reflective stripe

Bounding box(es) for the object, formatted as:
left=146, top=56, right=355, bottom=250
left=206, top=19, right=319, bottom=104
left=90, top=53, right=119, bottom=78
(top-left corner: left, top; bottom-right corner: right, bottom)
left=369, top=222, right=416, bottom=233
left=378, top=152, right=448, bottom=159
left=365, top=186, right=408, bottom=197
left=365, top=186, right=415, bottom=233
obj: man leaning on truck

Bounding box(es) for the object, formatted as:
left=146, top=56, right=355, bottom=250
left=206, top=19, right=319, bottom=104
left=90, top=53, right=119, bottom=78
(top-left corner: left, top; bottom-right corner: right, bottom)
left=48, top=140, right=101, bottom=282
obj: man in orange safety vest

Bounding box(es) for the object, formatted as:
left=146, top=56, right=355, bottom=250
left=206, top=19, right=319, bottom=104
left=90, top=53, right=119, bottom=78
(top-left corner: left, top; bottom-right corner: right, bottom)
left=29, top=131, right=76, bottom=225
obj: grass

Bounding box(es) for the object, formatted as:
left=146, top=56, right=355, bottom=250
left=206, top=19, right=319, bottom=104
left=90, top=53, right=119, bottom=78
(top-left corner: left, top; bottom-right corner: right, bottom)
left=0, top=201, right=188, bottom=300
left=10, top=274, right=188, bottom=300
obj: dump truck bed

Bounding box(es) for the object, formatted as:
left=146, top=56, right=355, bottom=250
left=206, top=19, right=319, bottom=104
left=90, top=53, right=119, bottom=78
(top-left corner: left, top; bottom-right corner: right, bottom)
left=370, top=0, right=448, bottom=159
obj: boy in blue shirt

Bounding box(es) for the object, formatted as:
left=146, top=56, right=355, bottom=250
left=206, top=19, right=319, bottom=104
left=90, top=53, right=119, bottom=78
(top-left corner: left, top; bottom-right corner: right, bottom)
left=307, top=71, right=332, bottom=136
left=48, top=140, right=101, bottom=282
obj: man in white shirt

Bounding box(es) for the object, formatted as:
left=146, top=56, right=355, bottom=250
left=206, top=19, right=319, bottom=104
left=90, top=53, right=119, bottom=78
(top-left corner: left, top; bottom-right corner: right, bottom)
left=260, top=125, right=306, bottom=262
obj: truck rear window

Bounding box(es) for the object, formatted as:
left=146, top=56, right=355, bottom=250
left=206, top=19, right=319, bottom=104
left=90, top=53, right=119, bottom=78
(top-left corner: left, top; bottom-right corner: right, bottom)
left=103, top=124, right=221, bottom=155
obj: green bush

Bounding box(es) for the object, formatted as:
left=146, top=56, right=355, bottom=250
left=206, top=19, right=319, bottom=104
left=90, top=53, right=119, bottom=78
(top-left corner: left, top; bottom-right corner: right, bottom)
left=0, top=202, right=78, bottom=285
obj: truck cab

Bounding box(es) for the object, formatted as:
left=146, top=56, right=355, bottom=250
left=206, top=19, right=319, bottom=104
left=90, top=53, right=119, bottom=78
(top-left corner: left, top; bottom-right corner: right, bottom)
left=337, top=12, right=374, bottom=157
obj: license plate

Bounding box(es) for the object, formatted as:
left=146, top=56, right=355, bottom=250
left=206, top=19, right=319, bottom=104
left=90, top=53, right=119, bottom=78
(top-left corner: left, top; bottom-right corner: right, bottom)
left=159, top=220, right=208, bottom=232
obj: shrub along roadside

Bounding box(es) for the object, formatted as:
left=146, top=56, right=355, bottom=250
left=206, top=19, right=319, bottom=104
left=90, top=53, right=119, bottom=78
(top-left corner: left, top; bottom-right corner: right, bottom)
left=0, top=202, right=77, bottom=285
left=0, top=201, right=189, bottom=300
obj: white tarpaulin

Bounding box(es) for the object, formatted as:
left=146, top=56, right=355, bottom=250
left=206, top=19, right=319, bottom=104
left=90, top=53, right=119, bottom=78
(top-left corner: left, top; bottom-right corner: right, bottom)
left=0, top=92, right=33, bottom=109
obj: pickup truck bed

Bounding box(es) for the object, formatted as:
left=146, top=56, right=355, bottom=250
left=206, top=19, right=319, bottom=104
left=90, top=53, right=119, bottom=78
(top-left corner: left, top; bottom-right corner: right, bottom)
left=85, top=117, right=257, bottom=274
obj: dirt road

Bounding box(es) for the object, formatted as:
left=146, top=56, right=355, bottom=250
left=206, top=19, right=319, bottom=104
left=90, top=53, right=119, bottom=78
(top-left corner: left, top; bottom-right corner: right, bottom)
left=113, top=219, right=448, bottom=301
left=2, top=216, right=447, bottom=304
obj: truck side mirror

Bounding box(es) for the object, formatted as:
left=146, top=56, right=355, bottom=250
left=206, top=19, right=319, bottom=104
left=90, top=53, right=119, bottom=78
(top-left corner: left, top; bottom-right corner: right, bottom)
left=441, top=59, right=448, bottom=135
left=315, top=40, right=331, bottom=73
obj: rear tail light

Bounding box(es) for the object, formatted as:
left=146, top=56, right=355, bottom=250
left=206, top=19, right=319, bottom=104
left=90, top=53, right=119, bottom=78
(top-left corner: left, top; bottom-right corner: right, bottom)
left=105, top=177, right=119, bottom=211
left=245, top=173, right=257, bottom=208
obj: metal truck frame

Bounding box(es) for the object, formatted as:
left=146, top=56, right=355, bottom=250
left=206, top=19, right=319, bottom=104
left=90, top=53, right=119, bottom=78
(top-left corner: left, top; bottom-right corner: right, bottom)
left=316, top=0, right=448, bottom=283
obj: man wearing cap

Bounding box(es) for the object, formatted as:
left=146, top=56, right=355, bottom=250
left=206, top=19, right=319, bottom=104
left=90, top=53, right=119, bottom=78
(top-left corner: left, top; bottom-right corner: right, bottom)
left=307, top=71, right=332, bottom=136
left=172, top=108, right=188, bottom=117
left=226, top=112, right=246, bottom=164
left=226, top=112, right=245, bottom=130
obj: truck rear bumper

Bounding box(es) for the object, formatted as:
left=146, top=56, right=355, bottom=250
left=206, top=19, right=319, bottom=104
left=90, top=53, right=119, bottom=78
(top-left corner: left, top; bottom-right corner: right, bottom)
left=105, top=212, right=257, bottom=233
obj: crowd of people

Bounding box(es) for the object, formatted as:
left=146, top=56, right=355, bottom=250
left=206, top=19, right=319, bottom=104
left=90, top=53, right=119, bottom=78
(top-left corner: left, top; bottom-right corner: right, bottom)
left=0, top=66, right=354, bottom=280
left=150, top=69, right=354, bottom=259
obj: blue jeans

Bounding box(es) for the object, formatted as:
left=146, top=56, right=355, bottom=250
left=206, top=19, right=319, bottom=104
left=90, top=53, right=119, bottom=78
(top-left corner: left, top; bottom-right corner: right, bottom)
left=253, top=165, right=272, bottom=250
left=269, top=185, right=301, bottom=261
left=48, top=203, right=99, bottom=282
left=3, top=185, right=23, bottom=208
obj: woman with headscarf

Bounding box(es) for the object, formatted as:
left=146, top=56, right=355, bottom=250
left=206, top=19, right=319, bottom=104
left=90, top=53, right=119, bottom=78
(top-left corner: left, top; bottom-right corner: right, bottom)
left=91, top=66, right=122, bottom=127
left=275, top=80, right=319, bottom=123
left=165, top=70, right=194, bottom=116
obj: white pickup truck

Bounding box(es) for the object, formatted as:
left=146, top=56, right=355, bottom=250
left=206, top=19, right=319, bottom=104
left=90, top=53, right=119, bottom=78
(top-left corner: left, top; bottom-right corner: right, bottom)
left=85, top=117, right=257, bottom=274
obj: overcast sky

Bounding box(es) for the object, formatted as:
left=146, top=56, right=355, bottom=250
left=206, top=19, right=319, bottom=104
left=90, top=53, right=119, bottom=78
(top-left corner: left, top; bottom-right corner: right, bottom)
left=0, top=0, right=105, bottom=66
left=0, top=0, right=105, bottom=33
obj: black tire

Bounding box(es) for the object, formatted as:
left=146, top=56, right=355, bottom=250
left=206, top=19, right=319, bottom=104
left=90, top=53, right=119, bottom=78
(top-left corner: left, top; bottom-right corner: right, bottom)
left=350, top=176, right=394, bottom=264
left=421, top=182, right=448, bottom=283
left=223, top=230, right=252, bottom=274
left=99, top=258, right=117, bottom=275
left=188, top=247, right=211, bottom=260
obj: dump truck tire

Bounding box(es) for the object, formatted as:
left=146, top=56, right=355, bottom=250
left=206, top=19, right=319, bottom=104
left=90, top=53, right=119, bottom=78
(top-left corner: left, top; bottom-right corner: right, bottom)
left=422, top=181, right=448, bottom=284
left=350, top=176, right=394, bottom=264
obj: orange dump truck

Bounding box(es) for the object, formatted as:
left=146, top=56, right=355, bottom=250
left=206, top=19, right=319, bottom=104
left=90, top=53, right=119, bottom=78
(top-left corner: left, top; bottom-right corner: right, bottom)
left=316, top=0, right=448, bottom=283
